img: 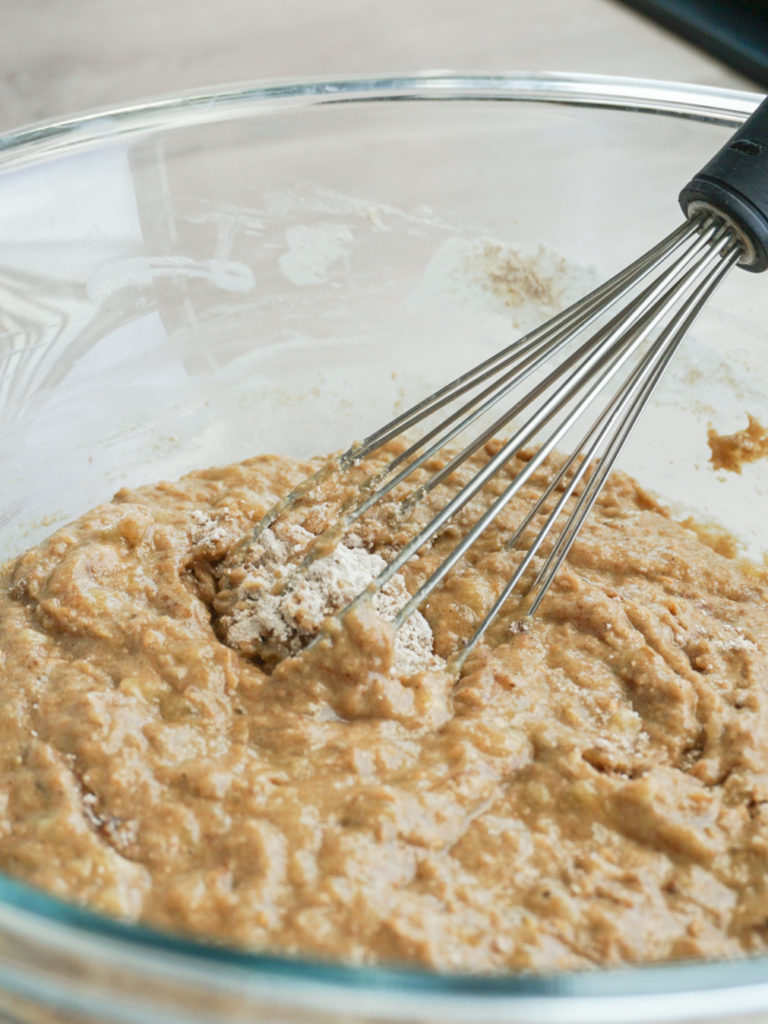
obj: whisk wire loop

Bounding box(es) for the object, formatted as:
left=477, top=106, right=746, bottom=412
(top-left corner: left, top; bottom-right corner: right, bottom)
left=343, top=214, right=717, bottom=526
left=335, top=213, right=741, bottom=651
left=347, top=217, right=701, bottom=463
left=240, top=208, right=744, bottom=666
left=396, top=214, right=722, bottom=501
left=464, top=233, right=742, bottom=655
left=391, top=224, right=739, bottom=641
left=525, top=246, right=741, bottom=614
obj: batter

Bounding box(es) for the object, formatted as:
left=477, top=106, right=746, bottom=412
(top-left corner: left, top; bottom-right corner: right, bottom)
left=708, top=414, right=768, bottom=474
left=0, top=440, right=767, bottom=972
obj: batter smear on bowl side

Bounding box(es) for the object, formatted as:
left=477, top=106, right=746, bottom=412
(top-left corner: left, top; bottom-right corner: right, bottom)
left=708, top=414, right=768, bottom=474
left=1, top=438, right=767, bottom=972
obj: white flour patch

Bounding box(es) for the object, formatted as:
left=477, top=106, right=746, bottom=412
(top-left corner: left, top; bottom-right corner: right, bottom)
left=218, top=524, right=440, bottom=675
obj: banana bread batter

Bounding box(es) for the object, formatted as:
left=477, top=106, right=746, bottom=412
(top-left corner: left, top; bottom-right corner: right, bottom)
left=708, top=414, right=768, bottom=474
left=0, top=441, right=767, bottom=972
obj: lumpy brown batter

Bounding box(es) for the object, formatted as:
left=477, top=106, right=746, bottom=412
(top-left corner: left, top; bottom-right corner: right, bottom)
left=1, top=440, right=767, bottom=972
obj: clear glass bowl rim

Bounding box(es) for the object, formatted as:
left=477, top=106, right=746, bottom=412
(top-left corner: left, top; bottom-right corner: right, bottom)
left=1, top=70, right=767, bottom=1018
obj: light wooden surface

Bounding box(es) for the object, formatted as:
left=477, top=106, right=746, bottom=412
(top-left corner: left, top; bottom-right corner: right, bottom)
left=0, top=0, right=757, bottom=132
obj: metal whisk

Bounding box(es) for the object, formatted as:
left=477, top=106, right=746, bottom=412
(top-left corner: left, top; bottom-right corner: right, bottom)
left=227, top=96, right=768, bottom=669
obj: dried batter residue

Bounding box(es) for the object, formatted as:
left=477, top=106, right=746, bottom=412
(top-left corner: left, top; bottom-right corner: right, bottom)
left=471, top=242, right=567, bottom=310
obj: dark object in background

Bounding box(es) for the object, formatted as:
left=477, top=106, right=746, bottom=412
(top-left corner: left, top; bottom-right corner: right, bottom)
left=618, top=0, right=768, bottom=87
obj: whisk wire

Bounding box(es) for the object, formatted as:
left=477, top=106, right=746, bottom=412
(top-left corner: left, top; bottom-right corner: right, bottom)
left=236, top=204, right=745, bottom=669
left=339, top=216, right=740, bottom=648
left=347, top=217, right=702, bottom=463
left=350, top=219, right=720, bottom=595
left=525, top=243, right=741, bottom=617
left=465, top=232, right=742, bottom=650
left=401, top=217, right=718, bottom=501
left=251, top=216, right=712, bottom=557
left=346, top=214, right=718, bottom=525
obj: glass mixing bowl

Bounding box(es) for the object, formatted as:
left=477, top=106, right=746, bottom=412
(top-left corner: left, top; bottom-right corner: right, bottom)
left=0, top=72, right=767, bottom=1024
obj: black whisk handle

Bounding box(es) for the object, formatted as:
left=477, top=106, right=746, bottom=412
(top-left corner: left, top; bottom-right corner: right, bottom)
left=679, top=95, right=768, bottom=273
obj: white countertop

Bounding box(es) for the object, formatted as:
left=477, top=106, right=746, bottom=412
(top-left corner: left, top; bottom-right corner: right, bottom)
left=0, top=0, right=758, bottom=132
